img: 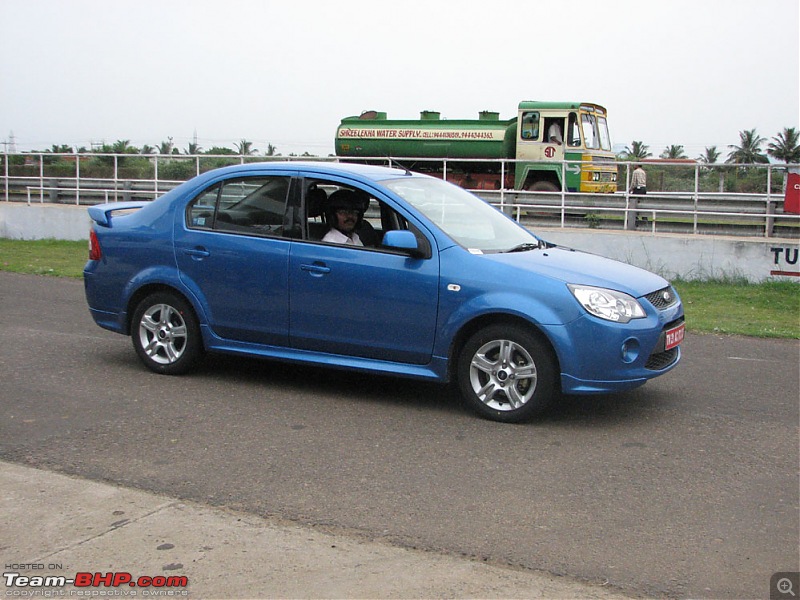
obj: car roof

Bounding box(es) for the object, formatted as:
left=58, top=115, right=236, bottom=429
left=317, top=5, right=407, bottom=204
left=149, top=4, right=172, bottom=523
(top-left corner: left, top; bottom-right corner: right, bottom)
left=204, top=161, right=415, bottom=183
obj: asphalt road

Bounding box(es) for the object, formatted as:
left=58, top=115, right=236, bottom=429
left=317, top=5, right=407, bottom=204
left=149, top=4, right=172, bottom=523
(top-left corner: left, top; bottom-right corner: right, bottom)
left=1, top=271, right=798, bottom=599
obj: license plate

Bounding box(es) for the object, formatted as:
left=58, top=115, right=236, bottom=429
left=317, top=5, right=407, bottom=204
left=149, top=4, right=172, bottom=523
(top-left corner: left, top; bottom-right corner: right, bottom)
left=665, top=322, right=685, bottom=350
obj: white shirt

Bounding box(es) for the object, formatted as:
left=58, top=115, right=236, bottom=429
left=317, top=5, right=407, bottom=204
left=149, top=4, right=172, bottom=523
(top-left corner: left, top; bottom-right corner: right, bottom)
left=631, top=168, right=647, bottom=189
left=322, top=228, right=362, bottom=246
left=548, top=122, right=563, bottom=144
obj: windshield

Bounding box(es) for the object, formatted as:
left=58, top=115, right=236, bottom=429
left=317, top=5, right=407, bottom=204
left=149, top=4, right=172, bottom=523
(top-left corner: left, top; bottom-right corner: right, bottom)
left=597, top=116, right=612, bottom=151
left=383, top=177, right=537, bottom=253
left=581, top=114, right=599, bottom=149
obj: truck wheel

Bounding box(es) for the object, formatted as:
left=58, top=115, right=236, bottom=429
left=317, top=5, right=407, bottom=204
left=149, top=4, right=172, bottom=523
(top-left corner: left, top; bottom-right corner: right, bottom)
left=527, top=181, right=560, bottom=192
left=457, top=325, right=557, bottom=423
left=131, top=292, right=203, bottom=375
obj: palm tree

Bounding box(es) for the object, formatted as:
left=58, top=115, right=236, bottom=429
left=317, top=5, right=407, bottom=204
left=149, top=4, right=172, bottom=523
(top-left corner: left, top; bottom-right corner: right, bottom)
left=698, top=146, right=726, bottom=191
left=236, top=139, right=255, bottom=156
left=698, top=146, right=721, bottom=164
left=140, top=145, right=155, bottom=155
left=49, top=144, right=73, bottom=153
left=265, top=143, right=278, bottom=157
left=205, top=146, right=237, bottom=156
left=158, top=138, right=175, bottom=155
left=185, top=142, right=203, bottom=155
left=727, top=129, right=768, bottom=164
left=767, top=127, right=800, bottom=164
left=624, top=140, right=651, bottom=161
left=660, top=145, right=687, bottom=159
left=111, top=139, right=136, bottom=154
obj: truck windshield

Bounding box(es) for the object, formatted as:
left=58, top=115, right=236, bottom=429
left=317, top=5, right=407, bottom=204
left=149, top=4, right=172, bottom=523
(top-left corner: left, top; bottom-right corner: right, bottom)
left=598, top=116, right=612, bottom=151
left=581, top=114, right=599, bottom=149
left=383, top=177, right=537, bottom=253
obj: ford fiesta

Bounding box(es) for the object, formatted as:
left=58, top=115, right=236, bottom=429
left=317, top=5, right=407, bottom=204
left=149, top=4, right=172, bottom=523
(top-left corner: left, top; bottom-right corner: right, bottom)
left=84, top=162, right=684, bottom=422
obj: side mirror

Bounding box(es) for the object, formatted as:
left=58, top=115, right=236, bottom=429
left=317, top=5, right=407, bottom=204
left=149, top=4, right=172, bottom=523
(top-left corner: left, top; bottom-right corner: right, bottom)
left=382, top=230, right=429, bottom=259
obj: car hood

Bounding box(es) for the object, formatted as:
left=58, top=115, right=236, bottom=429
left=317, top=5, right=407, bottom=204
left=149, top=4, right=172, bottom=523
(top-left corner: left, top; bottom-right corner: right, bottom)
left=481, top=245, right=669, bottom=297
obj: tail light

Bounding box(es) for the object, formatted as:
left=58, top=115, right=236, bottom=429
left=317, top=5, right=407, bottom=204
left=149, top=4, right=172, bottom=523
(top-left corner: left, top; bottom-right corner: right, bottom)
left=89, top=229, right=102, bottom=261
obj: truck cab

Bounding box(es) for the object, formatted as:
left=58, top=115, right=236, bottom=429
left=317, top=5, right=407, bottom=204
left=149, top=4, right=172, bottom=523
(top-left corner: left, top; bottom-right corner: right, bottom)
left=515, top=102, right=617, bottom=193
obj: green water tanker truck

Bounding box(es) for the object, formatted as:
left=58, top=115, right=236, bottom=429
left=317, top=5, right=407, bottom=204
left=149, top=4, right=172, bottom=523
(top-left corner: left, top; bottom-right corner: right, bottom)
left=335, top=101, right=617, bottom=192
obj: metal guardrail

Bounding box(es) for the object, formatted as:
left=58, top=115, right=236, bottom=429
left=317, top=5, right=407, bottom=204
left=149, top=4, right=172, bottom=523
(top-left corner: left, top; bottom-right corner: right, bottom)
left=2, top=153, right=799, bottom=238
left=481, top=190, right=799, bottom=238
left=25, top=186, right=166, bottom=206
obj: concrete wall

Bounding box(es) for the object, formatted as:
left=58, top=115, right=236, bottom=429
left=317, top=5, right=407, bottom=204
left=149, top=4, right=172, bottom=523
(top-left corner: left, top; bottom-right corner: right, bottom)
left=1, top=202, right=90, bottom=242
left=1, top=202, right=798, bottom=283
left=538, top=229, right=799, bottom=283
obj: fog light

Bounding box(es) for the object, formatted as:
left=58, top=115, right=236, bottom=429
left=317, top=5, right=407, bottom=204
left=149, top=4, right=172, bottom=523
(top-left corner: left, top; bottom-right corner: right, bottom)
left=621, top=338, right=640, bottom=363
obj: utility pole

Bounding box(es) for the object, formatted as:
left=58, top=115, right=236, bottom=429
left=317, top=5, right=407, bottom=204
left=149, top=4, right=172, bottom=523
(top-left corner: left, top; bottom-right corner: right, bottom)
left=3, top=131, right=17, bottom=153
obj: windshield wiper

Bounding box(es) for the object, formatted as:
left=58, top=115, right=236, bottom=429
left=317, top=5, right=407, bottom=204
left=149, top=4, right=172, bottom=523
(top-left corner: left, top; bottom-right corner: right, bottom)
left=505, top=242, right=544, bottom=253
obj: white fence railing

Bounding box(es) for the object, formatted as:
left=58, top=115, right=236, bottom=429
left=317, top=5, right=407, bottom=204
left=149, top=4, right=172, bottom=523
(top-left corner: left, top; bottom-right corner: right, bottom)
left=2, top=152, right=798, bottom=238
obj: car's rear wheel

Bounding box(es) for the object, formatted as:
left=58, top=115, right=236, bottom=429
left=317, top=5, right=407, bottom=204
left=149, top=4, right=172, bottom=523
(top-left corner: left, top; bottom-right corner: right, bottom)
left=131, top=292, right=203, bottom=375
left=457, top=325, right=557, bottom=423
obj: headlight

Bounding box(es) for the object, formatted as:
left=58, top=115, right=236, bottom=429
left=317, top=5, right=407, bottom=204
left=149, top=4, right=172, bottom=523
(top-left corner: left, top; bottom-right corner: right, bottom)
left=568, top=284, right=646, bottom=323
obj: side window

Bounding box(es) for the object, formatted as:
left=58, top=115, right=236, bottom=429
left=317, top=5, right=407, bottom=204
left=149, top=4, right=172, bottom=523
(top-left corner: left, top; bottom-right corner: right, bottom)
left=597, top=116, right=612, bottom=151
left=302, top=178, right=419, bottom=252
left=520, top=111, right=540, bottom=140
left=187, top=184, right=220, bottom=230
left=567, top=112, right=581, bottom=147
left=186, top=176, right=292, bottom=237
left=544, top=117, right=564, bottom=144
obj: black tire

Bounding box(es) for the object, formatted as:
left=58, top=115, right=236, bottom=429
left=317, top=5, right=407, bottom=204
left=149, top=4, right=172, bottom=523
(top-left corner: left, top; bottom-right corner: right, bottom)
left=528, top=180, right=560, bottom=192
left=457, top=325, right=557, bottom=423
left=131, top=291, right=203, bottom=375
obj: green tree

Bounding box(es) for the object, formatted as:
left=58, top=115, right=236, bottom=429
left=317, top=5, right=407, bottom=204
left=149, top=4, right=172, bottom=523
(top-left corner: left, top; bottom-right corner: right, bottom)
left=205, top=146, right=237, bottom=155
left=265, top=143, right=278, bottom=157
left=624, top=140, right=651, bottom=161
left=108, top=140, right=139, bottom=167
left=185, top=141, right=203, bottom=155
left=727, top=129, right=768, bottom=164
left=49, top=144, right=73, bottom=153
left=767, top=127, right=800, bottom=163
left=660, top=145, right=687, bottom=159
left=698, top=146, right=721, bottom=164
left=111, top=139, right=139, bottom=154
left=157, top=138, right=176, bottom=155
left=236, top=139, right=255, bottom=155
left=698, top=146, right=726, bottom=192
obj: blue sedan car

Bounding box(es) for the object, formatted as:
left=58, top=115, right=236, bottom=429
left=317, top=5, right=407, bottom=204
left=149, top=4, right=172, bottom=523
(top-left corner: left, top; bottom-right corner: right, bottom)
left=84, top=162, right=684, bottom=422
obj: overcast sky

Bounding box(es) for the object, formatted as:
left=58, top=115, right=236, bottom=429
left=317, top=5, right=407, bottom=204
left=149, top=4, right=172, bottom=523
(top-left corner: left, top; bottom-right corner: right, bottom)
left=1, top=0, right=798, bottom=158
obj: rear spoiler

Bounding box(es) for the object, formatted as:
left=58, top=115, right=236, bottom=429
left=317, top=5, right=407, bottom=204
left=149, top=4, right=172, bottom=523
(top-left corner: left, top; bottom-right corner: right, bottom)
left=88, top=202, right=147, bottom=227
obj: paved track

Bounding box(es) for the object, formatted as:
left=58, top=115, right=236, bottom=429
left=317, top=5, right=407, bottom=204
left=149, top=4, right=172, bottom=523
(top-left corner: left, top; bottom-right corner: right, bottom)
left=1, top=271, right=798, bottom=598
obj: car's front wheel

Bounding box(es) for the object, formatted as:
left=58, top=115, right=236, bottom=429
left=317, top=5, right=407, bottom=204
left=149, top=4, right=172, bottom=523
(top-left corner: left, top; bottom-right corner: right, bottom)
left=457, top=325, right=557, bottom=423
left=131, top=292, right=203, bottom=375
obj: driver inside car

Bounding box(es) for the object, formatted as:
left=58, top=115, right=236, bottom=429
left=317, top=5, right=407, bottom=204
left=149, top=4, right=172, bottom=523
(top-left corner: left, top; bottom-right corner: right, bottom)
left=322, top=189, right=364, bottom=246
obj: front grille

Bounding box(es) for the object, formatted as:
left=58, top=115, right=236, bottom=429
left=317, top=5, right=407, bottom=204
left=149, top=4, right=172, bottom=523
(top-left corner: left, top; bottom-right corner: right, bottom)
left=645, top=347, right=679, bottom=370
left=644, top=286, right=679, bottom=310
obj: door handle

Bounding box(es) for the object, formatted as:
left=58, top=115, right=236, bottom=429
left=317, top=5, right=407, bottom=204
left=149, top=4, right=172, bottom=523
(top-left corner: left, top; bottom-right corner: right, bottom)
left=300, top=263, right=331, bottom=275
left=184, top=247, right=211, bottom=259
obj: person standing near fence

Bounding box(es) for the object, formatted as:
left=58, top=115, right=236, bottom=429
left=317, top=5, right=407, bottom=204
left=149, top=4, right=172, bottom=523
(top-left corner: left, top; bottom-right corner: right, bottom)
left=631, top=164, right=647, bottom=195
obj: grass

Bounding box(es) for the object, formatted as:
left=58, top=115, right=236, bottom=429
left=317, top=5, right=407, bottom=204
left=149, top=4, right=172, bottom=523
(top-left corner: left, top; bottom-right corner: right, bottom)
left=1, top=239, right=798, bottom=339
left=673, top=279, right=799, bottom=338
left=0, top=238, right=88, bottom=278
